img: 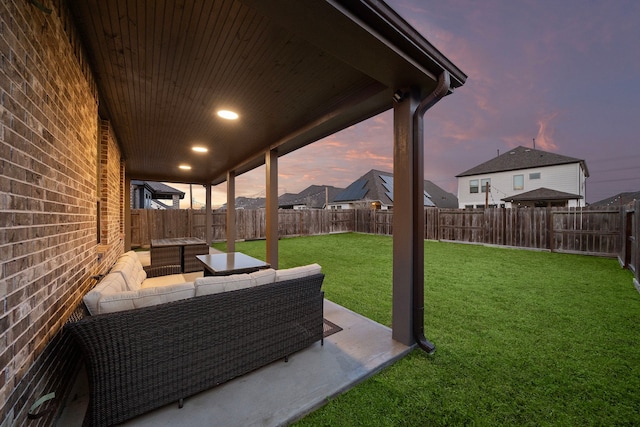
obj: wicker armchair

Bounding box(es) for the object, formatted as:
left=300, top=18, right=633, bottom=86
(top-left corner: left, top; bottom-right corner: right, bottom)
left=143, top=264, right=182, bottom=278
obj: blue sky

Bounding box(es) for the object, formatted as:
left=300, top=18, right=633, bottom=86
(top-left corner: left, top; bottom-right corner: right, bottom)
left=175, top=0, right=640, bottom=208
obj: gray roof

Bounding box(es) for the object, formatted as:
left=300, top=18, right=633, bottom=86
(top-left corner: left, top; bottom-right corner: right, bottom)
left=590, top=191, right=640, bottom=207
left=334, top=169, right=458, bottom=208
left=501, top=187, right=582, bottom=202
left=278, top=185, right=344, bottom=209
left=424, top=180, right=459, bottom=208
left=131, top=181, right=185, bottom=199
left=456, top=146, right=589, bottom=178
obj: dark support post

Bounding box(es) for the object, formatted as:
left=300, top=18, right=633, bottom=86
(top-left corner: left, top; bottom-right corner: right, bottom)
left=205, top=183, right=212, bottom=246
left=124, top=174, right=131, bottom=251
left=266, top=149, right=279, bottom=269
left=226, top=171, right=236, bottom=253
left=392, top=88, right=420, bottom=346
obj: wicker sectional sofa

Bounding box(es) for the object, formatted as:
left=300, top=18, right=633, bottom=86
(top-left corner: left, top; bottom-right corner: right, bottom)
left=66, top=251, right=325, bottom=427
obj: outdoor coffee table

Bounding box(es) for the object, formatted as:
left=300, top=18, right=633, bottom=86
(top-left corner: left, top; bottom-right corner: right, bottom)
left=196, top=252, right=271, bottom=276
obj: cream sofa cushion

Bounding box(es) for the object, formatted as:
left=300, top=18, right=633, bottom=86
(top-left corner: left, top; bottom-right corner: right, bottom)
left=112, top=251, right=147, bottom=290
left=275, top=263, right=322, bottom=282
left=83, top=272, right=128, bottom=315
left=194, top=274, right=253, bottom=296
left=97, top=282, right=195, bottom=314
left=142, top=274, right=188, bottom=288
left=249, top=268, right=276, bottom=286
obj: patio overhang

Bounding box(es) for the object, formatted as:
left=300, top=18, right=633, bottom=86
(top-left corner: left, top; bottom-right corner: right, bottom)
left=69, top=0, right=467, bottom=349
left=69, top=0, right=466, bottom=185
left=502, top=187, right=584, bottom=203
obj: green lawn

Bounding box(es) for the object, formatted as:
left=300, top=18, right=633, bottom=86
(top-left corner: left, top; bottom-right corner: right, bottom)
left=213, top=233, right=640, bottom=426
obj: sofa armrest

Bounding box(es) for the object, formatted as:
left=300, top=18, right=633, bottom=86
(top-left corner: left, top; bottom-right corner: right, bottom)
left=143, top=264, right=182, bottom=278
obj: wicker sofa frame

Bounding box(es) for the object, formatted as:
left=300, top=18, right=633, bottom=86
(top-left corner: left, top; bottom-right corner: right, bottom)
left=66, top=273, right=325, bottom=427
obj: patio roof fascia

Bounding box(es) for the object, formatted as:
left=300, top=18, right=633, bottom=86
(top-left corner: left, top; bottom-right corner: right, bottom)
left=334, top=0, right=467, bottom=90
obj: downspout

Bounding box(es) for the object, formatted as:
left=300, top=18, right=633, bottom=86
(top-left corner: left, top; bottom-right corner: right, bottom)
left=412, top=71, right=451, bottom=354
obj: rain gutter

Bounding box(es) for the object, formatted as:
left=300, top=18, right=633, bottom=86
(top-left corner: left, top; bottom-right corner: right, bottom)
left=412, top=71, right=451, bottom=354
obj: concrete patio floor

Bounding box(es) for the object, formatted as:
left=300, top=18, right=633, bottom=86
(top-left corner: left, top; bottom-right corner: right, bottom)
left=56, top=294, right=412, bottom=426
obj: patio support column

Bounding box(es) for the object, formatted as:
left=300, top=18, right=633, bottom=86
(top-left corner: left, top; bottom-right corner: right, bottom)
left=205, top=183, right=212, bottom=246
left=266, top=149, right=278, bottom=269
left=392, top=73, right=451, bottom=352
left=392, top=88, right=420, bottom=346
left=226, top=171, right=236, bottom=253
left=124, top=175, right=131, bottom=251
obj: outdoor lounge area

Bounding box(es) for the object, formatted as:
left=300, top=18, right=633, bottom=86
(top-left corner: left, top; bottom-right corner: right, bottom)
left=57, top=295, right=411, bottom=426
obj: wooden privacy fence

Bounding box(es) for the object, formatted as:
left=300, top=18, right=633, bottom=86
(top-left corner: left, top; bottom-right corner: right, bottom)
left=130, top=209, right=355, bottom=247
left=433, top=207, right=621, bottom=256
left=131, top=204, right=639, bottom=286
left=132, top=206, right=624, bottom=256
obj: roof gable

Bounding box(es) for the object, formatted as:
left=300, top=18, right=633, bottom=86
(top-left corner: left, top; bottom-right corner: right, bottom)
left=334, top=169, right=458, bottom=207
left=502, top=187, right=582, bottom=202
left=456, top=146, right=588, bottom=177
left=591, top=191, right=640, bottom=207
left=132, top=181, right=185, bottom=199
left=278, top=185, right=344, bottom=208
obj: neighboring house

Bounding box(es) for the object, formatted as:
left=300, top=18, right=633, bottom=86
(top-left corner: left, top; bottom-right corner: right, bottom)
left=456, top=146, right=589, bottom=208
left=218, top=196, right=265, bottom=210
left=591, top=191, right=640, bottom=208
left=131, top=181, right=185, bottom=209
left=327, top=169, right=458, bottom=210
left=279, top=185, right=344, bottom=209
left=219, top=185, right=344, bottom=210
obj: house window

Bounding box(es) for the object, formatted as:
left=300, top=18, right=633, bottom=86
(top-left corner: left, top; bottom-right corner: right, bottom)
left=481, top=178, right=491, bottom=193
left=529, top=172, right=541, bottom=180
left=513, top=175, right=524, bottom=190
left=470, top=179, right=479, bottom=193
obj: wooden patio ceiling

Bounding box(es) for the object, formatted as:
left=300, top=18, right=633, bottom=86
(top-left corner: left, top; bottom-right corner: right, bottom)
left=69, top=0, right=466, bottom=185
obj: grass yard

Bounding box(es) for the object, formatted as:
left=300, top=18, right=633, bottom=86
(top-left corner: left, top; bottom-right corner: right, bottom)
left=213, top=233, right=640, bottom=426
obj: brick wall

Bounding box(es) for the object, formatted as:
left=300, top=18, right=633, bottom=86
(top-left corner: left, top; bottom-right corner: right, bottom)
left=99, top=120, right=125, bottom=256
left=0, top=1, right=124, bottom=425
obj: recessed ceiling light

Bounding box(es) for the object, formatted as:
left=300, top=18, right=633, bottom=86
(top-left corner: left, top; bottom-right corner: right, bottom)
left=217, top=110, right=239, bottom=120
left=179, top=164, right=192, bottom=170
left=192, top=146, right=208, bottom=153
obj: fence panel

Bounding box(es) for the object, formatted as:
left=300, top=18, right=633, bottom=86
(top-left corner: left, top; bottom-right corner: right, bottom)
left=438, top=209, right=485, bottom=243
left=354, top=209, right=374, bottom=234
left=191, top=211, right=207, bottom=241
left=329, top=210, right=354, bottom=233
left=551, top=208, right=621, bottom=256
left=375, top=211, right=393, bottom=235
left=629, top=201, right=639, bottom=287
left=130, top=209, right=191, bottom=247
left=425, top=208, right=439, bottom=240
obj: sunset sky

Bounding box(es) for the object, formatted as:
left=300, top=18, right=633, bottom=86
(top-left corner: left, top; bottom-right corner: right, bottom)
left=174, top=0, right=640, bottom=208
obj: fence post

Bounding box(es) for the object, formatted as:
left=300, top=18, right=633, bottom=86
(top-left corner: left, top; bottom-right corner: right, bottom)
left=547, top=207, right=554, bottom=252
left=634, top=201, right=640, bottom=290
left=619, top=207, right=628, bottom=268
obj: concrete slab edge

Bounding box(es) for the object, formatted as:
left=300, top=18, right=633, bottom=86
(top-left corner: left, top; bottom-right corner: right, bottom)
left=282, top=343, right=415, bottom=426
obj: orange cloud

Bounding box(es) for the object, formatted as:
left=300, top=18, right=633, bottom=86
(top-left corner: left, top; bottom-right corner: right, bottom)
left=535, top=112, right=561, bottom=151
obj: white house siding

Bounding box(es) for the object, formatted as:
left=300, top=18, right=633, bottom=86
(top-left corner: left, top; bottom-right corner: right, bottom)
left=327, top=201, right=392, bottom=210
left=328, top=203, right=354, bottom=209
left=457, top=163, right=586, bottom=208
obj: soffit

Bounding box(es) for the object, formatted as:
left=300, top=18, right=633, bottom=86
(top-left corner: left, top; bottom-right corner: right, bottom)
left=69, top=0, right=466, bottom=185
